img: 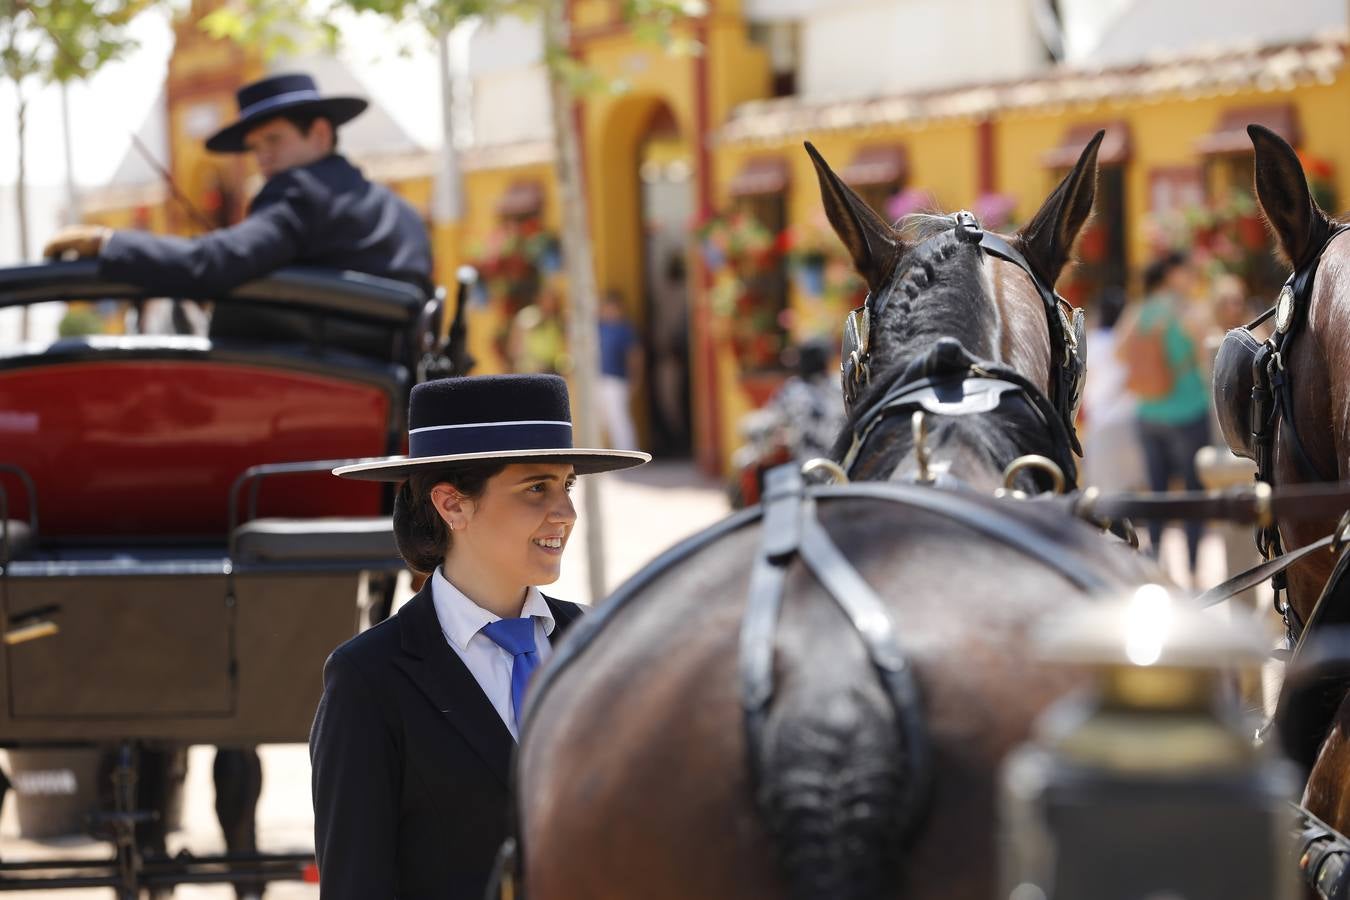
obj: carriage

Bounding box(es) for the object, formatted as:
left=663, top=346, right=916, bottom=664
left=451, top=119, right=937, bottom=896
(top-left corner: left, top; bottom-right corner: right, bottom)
left=0, top=259, right=466, bottom=893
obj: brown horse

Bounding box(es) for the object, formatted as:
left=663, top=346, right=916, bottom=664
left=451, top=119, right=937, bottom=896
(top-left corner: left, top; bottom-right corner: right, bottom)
left=1242, top=127, right=1350, bottom=835
left=515, top=134, right=1166, bottom=900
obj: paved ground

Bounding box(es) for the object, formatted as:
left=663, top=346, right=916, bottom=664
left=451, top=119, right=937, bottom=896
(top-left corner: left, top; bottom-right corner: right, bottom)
left=0, top=460, right=1278, bottom=898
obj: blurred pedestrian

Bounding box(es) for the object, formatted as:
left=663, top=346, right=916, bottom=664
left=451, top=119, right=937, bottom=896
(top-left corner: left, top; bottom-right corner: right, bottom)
left=1116, top=251, right=1212, bottom=583
left=597, top=290, right=642, bottom=451
left=765, top=337, right=845, bottom=460
left=1080, top=286, right=1145, bottom=492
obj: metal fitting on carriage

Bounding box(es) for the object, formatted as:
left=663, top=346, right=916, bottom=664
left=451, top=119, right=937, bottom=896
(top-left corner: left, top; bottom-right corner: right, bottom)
left=998, top=584, right=1299, bottom=900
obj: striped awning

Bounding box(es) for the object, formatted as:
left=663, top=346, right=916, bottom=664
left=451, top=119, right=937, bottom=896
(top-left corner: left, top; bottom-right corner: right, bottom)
left=1196, top=104, right=1300, bottom=155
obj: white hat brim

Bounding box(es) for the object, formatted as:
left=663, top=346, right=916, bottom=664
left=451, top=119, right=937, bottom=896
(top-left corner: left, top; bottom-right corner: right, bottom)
left=333, top=448, right=651, bottom=481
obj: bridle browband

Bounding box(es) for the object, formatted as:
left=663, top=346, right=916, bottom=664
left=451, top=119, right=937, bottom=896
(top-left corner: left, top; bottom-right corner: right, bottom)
left=839, top=211, right=1086, bottom=485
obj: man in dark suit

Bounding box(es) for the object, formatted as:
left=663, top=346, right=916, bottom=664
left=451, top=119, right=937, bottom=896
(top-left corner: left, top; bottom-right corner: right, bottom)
left=43, top=71, right=432, bottom=297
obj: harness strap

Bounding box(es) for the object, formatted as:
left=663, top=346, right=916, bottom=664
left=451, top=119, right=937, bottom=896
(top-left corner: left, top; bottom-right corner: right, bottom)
left=740, top=467, right=799, bottom=782
left=1081, top=481, right=1350, bottom=526
left=739, top=465, right=933, bottom=841
left=1270, top=356, right=1334, bottom=482
left=1196, top=534, right=1337, bottom=609
left=1291, top=540, right=1350, bottom=655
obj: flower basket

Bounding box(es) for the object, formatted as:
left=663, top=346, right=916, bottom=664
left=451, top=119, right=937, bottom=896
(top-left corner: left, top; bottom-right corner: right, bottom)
left=470, top=218, right=562, bottom=314
left=1147, top=188, right=1283, bottom=290
left=698, top=210, right=776, bottom=275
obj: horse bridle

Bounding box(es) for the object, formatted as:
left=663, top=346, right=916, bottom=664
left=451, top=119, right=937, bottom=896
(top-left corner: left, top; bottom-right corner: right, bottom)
left=838, top=211, right=1086, bottom=485
left=1210, top=224, right=1350, bottom=643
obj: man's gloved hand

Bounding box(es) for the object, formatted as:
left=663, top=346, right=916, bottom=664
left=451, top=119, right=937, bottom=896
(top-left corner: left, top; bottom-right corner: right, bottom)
left=43, top=225, right=111, bottom=260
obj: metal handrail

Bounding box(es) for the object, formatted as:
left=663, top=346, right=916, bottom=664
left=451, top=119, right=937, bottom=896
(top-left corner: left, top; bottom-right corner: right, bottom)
left=0, top=261, right=427, bottom=323
left=225, top=458, right=382, bottom=558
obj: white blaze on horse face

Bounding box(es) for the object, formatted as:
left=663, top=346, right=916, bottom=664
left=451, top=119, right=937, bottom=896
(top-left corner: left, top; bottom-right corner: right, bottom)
left=980, top=256, right=1005, bottom=364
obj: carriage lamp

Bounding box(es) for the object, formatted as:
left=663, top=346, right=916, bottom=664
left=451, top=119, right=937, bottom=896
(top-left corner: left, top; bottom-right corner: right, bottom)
left=998, top=584, right=1299, bottom=900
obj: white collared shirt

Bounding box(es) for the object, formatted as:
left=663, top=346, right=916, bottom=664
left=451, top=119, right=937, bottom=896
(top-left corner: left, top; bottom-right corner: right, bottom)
left=429, top=566, right=555, bottom=741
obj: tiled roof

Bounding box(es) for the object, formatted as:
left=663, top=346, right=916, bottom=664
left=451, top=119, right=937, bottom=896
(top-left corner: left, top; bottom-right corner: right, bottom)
left=719, top=34, right=1347, bottom=146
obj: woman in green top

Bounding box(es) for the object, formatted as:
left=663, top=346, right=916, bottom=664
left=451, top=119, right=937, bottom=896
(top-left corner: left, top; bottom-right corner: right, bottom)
left=1122, top=251, right=1211, bottom=582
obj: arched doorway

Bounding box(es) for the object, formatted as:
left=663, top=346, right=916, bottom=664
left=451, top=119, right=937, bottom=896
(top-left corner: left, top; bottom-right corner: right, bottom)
left=636, top=102, right=693, bottom=457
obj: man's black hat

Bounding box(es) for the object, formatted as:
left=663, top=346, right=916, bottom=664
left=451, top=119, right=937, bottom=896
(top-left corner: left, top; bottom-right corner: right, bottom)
left=333, top=374, right=651, bottom=481
left=206, top=72, right=368, bottom=154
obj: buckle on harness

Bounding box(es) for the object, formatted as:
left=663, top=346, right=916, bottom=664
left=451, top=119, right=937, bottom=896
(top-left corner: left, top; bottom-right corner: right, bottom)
left=1333, top=511, right=1350, bottom=556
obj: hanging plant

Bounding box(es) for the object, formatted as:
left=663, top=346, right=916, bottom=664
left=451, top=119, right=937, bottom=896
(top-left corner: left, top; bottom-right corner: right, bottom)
left=1146, top=188, right=1280, bottom=288
left=697, top=210, right=776, bottom=276
left=783, top=216, right=835, bottom=297
left=1299, top=151, right=1338, bottom=213
left=469, top=217, right=563, bottom=312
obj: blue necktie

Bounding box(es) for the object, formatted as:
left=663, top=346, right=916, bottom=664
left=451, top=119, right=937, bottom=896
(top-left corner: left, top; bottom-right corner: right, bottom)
left=480, top=617, right=539, bottom=728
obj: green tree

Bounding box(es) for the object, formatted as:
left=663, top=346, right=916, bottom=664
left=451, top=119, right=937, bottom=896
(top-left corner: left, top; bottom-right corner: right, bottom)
left=206, top=0, right=702, bottom=599
left=1, top=0, right=150, bottom=262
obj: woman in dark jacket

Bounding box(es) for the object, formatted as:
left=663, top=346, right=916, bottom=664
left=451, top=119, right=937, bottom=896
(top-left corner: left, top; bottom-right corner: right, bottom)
left=310, top=374, right=648, bottom=899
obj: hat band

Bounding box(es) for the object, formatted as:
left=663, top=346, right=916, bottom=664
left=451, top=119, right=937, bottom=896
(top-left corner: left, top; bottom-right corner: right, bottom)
left=409, top=420, right=573, bottom=458
left=236, top=89, right=325, bottom=122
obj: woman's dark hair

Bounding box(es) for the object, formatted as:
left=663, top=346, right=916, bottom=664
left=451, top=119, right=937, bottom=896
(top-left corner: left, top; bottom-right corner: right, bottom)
left=1143, top=251, right=1189, bottom=294
left=392, top=462, right=508, bottom=574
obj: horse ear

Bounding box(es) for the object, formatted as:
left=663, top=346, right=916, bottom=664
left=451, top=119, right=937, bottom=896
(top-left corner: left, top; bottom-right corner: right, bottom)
left=1249, top=124, right=1332, bottom=268
left=805, top=141, right=903, bottom=293
left=1016, top=129, right=1103, bottom=285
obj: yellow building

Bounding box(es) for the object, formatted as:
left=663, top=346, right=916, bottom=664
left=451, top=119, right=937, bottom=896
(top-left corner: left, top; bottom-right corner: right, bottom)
left=82, top=3, right=1350, bottom=474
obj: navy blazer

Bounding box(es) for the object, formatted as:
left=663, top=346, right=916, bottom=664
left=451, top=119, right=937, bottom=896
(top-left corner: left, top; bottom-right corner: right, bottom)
left=99, top=155, right=433, bottom=297
left=309, top=584, right=583, bottom=900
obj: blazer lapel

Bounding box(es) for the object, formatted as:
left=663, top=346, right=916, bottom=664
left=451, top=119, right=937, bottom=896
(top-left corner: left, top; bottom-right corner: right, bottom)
left=544, top=596, right=582, bottom=637
left=393, top=585, right=515, bottom=787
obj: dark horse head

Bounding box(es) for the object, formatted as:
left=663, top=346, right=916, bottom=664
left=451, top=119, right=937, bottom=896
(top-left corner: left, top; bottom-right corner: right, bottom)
left=1243, top=126, right=1350, bottom=837
left=808, top=133, right=1103, bottom=492
left=1242, top=126, right=1350, bottom=629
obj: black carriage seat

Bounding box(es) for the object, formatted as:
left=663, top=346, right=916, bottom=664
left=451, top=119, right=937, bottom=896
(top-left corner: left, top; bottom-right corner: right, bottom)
left=207, top=269, right=431, bottom=366
left=1, top=520, right=33, bottom=562
left=230, top=516, right=397, bottom=563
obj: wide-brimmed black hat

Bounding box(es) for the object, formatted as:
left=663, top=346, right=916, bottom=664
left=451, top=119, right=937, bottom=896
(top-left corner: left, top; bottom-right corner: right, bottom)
left=206, top=72, right=368, bottom=154
left=333, top=374, right=650, bottom=481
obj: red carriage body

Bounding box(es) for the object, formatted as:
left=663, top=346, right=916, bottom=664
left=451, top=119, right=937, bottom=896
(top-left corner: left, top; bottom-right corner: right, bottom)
left=0, top=262, right=450, bottom=746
